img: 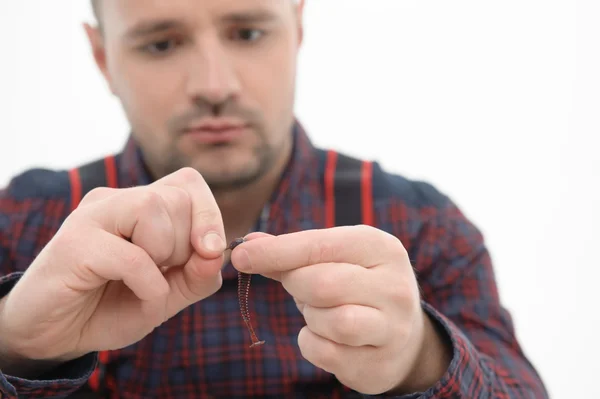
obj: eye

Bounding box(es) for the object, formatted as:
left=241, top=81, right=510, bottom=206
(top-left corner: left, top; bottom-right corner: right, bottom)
left=231, top=28, right=265, bottom=42
left=143, top=39, right=180, bottom=54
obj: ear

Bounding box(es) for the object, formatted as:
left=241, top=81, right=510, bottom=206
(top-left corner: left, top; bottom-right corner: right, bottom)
left=83, top=22, right=117, bottom=95
left=295, top=0, right=305, bottom=47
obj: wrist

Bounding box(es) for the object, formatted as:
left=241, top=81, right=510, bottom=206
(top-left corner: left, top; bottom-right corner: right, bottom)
left=0, top=349, right=66, bottom=379
left=388, top=308, right=453, bottom=395
left=0, top=296, right=67, bottom=379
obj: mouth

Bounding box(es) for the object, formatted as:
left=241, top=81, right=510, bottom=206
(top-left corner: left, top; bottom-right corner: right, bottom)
left=182, top=119, right=249, bottom=145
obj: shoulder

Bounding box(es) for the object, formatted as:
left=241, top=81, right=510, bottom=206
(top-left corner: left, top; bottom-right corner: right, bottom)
left=0, top=168, right=74, bottom=271
left=0, top=167, right=73, bottom=234
left=1, top=167, right=72, bottom=202
left=317, top=146, right=453, bottom=211
left=370, top=161, right=451, bottom=210
left=0, top=167, right=72, bottom=240
left=317, top=147, right=480, bottom=244
left=368, top=161, right=486, bottom=255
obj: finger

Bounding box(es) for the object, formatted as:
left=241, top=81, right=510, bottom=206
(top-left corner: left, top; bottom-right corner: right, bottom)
left=153, top=168, right=226, bottom=259
left=139, top=185, right=192, bottom=266
left=112, top=187, right=178, bottom=266
left=76, top=185, right=178, bottom=266
left=297, top=325, right=373, bottom=374
left=280, top=263, right=382, bottom=308
left=243, top=232, right=273, bottom=240
left=232, top=225, right=406, bottom=274
left=162, top=252, right=224, bottom=316
left=77, top=187, right=118, bottom=208
left=229, top=232, right=282, bottom=280
left=297, top=327, right=385, bottom=393
left=110, top=184, right=194, bottom=266
left=297, top=326, right=339, bottom=374
left=65, top=230, right=170, bottom=303
left=302, top=304, right=389, bottom=347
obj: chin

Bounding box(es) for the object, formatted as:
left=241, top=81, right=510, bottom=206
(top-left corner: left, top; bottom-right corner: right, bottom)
left=191, top=159, right=262, bottom=188
left=203, top=172, right=264, bottom=191
left=172, top=140, right=277, bottom=188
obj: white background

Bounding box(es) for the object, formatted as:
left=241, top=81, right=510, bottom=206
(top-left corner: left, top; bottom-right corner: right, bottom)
left=1, top=1, right=598, bottom=398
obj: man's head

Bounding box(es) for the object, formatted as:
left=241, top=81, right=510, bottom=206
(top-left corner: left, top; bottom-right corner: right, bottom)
left=85, top=0, right=304, bottom=190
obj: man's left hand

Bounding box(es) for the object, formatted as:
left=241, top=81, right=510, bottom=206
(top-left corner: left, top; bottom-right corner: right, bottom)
left=230, top=225, right=451, bottom=395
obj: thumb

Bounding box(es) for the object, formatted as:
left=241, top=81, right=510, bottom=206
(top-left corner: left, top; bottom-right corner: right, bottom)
left=242, top=232, right=274, bottom=241
left=230, top=233, right=282, bottom=281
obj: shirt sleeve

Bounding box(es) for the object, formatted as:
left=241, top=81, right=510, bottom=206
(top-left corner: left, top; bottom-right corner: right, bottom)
left=0, top=173, right=99, bottom=399
left=361, top=194, right=549, bottom=399
left=0, top=272, right=98, bottom=399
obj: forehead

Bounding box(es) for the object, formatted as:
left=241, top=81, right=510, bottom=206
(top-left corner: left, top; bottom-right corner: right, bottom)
left=100, top=0, right=293, bottom=31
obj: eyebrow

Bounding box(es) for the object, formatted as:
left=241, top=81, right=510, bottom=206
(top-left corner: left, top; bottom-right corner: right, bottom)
left=124, top=10, right=280, bottom=40
left=124, top=20, right=183, bottom=40
left=220, top=9, right=280, bottom=24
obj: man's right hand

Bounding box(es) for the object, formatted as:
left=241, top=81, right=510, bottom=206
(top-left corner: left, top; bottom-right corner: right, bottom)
left=0, top=167, right=227, bottom=374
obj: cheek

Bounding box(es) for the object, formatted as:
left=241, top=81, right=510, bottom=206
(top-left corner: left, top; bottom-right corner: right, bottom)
left=112, top=55, right=184, bottom=133
left=237, top=46, right=298, bottom=127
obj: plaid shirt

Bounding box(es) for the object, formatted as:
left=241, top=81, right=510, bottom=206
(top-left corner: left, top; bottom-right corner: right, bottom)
left=0, top=123, right=548, bottom=399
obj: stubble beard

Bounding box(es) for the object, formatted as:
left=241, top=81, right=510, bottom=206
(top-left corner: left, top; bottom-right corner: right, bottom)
left=157, top=128, right=290, bottom=192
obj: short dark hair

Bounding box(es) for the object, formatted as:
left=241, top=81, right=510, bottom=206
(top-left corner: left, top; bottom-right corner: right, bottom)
left=91, top=0, right=299, bottom=23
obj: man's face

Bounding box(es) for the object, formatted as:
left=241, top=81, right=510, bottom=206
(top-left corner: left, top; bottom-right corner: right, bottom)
left=87, top=0, right=304, bottom=189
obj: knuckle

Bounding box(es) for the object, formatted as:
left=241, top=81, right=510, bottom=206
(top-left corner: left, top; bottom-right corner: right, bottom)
left=311, top=272, right=338, bottom=302
left=77, top=251, right=96, bottom=273
left=362, top=225, right=407, bottom=258
left=176, top=167, right=205, bottom=185
left=356, top=224, right=376, bottom=235
left=51, top=227, right=78, bottom=248
left=170, top=186, right=191, bottom=208
left=391, top=241, right=408, bottom=259
left=194, top=206, right=219, bottom=223
left=356, top=224, right=382, bottom=240
left=136, top=190, right=164, bottom=213
left=389, top=277, right=418, bottom=305
left=308, top=240, right=335, bottom=264
left=148, top=239, right=174, bottom=266
left=162, top=187, right=192, bottom=224
left=386, top=234, right=408, bottom=258
left=79, top=187, right=115, bottom=206
left=388, top=284, right=413, bottom=308
left=123, top=246, right=151, bottom=272
left=193, top=208, right=222, bottom=233
left=333, top=306, right=360, bottom=342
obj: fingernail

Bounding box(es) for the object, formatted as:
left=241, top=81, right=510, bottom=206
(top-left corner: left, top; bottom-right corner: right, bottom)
left=202, top=232, right=225, bottom=252
left=235, top=249, right=252, bottom=272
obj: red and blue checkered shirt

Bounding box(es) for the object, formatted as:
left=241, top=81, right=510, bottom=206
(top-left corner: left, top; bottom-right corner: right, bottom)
left=0, top=124, right=548, bottom=398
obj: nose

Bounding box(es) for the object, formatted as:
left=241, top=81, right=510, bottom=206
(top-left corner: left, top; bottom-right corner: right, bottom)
left=186, top=34, right=242, bottom=107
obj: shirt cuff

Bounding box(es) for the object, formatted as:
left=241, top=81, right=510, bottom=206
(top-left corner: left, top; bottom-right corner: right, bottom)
left=0, top=272, right=98, bottom=399
left=360, top=300, right=490, bottom=399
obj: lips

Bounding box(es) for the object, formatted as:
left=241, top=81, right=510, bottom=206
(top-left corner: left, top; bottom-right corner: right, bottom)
left=182, top=119, right=249, bottom=144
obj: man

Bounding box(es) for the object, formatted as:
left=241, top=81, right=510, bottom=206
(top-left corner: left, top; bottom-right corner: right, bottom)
left=0, top=0, right=548, bottom=398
